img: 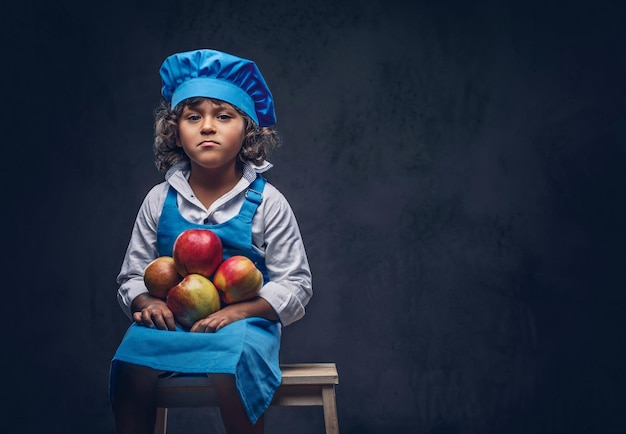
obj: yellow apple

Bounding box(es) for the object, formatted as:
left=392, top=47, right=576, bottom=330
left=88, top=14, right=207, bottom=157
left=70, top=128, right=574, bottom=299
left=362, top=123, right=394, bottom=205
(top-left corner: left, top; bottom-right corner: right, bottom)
left=166, top=274, right=221, bottom=328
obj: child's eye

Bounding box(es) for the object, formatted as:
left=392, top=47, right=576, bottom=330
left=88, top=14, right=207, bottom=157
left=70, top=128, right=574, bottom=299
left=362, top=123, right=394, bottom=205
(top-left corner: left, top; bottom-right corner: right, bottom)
left=186, top=114, right=201, bottom=121
left=217, top=113, right=232, bottom=120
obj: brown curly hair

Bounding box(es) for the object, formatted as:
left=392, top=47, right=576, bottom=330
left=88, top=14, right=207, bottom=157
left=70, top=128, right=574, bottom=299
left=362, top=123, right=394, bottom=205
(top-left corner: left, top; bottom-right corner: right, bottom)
left=153, top=97, right=281, bottom=173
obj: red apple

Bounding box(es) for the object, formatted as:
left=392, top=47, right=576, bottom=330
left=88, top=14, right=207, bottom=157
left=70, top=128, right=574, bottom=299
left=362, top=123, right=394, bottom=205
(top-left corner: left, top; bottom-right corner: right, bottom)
left=144, top=256, right=183, bottom=299
left=172, top=229, right=223, bottom=278
left=166, top=274, right=221, bottom=328
left=213, top=255, right=263, bottom=304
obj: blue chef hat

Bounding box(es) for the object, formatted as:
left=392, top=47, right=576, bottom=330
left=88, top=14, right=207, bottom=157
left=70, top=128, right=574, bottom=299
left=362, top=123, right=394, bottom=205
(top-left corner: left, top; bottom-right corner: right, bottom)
left=159, top=49, right=276, bottom=127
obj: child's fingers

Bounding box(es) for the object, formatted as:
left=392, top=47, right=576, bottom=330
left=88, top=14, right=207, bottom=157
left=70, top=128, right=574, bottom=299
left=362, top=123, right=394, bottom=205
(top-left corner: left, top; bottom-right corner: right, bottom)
left=133, top=309, right=155, bottom=328
left=163, top=310, right=177, bottom=331
left=132, top=311, right=144, bottom=325
left=189, top=315, right=228, bottom=333
left=132, top=306, right=177, bottom=331
left=152, top=314, right=168, bottom=330
left=148, top=308, right=176, bottom=331
left=214, top=317, right=231, bottom=331
left=190, top=318, right=216, bottom=333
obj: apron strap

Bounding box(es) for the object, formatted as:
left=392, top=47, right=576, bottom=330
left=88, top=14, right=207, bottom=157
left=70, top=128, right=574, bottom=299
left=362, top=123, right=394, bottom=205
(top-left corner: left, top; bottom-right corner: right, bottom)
left=238, top=175, right=266, bottom=223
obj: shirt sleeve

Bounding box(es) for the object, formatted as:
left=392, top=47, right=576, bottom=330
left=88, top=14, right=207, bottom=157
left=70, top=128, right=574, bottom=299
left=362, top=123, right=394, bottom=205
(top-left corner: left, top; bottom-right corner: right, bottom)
left=256, top=184, right=313, bottom=327
left=116, top=184, right=166, bottom=319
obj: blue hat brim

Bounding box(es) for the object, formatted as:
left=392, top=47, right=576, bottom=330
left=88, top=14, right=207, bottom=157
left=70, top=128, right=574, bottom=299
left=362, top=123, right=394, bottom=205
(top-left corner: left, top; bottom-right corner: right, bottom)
left=171, top=77, right=259, bottom=125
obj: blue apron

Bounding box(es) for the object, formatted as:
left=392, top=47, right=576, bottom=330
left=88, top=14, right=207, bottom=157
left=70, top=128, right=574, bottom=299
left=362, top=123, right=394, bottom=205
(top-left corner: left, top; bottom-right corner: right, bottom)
left=112, top=175, right=281, bottom=424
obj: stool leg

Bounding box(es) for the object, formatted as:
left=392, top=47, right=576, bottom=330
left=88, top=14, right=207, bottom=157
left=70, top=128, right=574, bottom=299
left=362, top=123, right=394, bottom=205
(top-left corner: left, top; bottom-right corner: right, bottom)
left=321, top=386, right=339, bottom=434
left=154, top=408, right=168, bottom=434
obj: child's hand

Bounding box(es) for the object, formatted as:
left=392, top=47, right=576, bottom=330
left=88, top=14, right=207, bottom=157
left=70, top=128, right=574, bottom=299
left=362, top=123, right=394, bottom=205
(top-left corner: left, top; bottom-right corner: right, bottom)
left=189, top=296, right=279, bottom=333
left=189, top=304, right=247, bottom=333
left=131, top=293, right=177, bottom=331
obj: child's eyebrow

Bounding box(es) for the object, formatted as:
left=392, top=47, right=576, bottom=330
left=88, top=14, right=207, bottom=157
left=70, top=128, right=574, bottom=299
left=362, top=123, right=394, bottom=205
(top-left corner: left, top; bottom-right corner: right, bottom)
left=186, top=100, right=236, bottom=112
left=212, top=102, right=237, bottom=112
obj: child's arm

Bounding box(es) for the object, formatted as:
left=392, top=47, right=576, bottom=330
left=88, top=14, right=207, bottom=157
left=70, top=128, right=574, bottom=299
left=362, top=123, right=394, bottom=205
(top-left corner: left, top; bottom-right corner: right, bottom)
left=117, top=184, right=167, bottom=319
left=255, top=186, right=313, bottom=326
left=189, top=297, right=277, bottom=332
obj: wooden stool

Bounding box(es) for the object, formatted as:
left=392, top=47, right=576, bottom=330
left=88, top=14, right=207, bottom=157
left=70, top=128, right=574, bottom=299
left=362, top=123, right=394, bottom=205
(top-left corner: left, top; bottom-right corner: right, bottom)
left=154, top=363, right=339, bottom=434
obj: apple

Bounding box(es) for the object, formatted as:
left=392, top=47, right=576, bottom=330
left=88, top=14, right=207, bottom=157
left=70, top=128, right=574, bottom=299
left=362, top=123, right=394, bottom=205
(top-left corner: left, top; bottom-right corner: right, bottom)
left=166, top=274, right=221, bottom=328
left=143, top=256, right=183, bottom=299
left=213, top=255, right=263, bottom=304
left=172, top=229, right=223, bottom=278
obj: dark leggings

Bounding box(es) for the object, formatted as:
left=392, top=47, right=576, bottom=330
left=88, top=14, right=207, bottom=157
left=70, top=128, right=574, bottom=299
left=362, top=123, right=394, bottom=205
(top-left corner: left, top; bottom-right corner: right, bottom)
left=110, top=360, right=265, bottom=434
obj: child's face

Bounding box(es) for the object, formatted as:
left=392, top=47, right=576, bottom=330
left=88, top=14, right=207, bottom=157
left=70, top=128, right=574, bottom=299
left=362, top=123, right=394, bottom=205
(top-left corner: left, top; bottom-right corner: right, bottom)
left=177, top=99, right=246, bottom=173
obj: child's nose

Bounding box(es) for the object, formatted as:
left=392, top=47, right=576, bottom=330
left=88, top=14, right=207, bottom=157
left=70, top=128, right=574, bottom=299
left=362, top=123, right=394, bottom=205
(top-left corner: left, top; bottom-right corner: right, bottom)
left=201, top=117, right=216, bottom=133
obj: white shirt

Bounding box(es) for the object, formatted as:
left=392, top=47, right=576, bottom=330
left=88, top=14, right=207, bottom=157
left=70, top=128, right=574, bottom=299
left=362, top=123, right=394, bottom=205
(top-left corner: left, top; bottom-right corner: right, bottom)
left=116, top=160, right=312, bottom=327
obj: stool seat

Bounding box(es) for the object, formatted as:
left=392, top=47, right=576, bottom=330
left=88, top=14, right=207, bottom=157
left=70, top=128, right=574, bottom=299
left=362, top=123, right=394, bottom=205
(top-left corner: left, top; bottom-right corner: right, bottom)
left=155, top=363, right=339, bottom=433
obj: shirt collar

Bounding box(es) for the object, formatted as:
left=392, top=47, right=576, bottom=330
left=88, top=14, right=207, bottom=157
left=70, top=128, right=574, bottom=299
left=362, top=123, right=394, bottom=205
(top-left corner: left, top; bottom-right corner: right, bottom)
left=165, top=159, right=272, bottom=188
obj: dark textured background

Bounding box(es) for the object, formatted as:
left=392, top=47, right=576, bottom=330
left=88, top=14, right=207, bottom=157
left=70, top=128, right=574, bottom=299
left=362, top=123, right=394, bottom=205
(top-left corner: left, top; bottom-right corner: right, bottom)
left=2, top=1, right=625, bottom=433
